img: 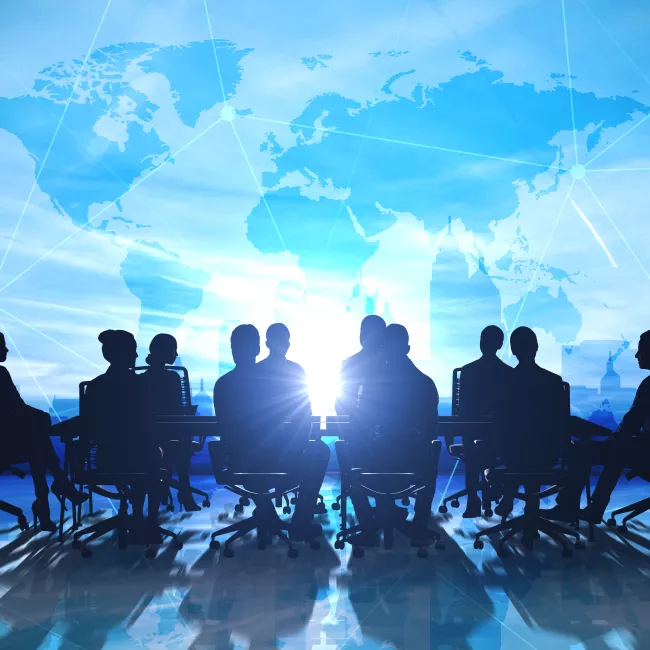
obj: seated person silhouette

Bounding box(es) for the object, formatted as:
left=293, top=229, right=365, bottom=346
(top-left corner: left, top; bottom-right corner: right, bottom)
left=337, top=323, right=439, bottom=544
left=548, top=329, right=650, bottom=523
left=85, top=330, right=162, bottom=542
left=139, top=333, right=200, bottom=512
left=497, top=326, right=566, bottom=517
left=336, top=314, right=386, bottom=418
left=454, top=325, right=514, bottom=518
left=0, top=332, right=87, bottom=531
left=212, top=323, right=329, bottom=541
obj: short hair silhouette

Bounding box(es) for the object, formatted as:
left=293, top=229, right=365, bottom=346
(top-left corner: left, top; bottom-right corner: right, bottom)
left=231, top=324, right=260, bottom=364
left=98, top=330, right=137, bottom=366
left=384, top=323, right=410, bottom=357
left=510, top=326, right=538, bottom=361
left=480, top=325, right=504, bottom=354
left=636, top=330, right=650, bottom=369
left=146, top=333, right=177, bottom=366
left=360, top=314, right=386, bottom=349
left=266, top=322, right=290, bottom=356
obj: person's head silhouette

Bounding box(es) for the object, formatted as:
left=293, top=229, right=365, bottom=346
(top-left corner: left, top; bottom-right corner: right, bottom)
left=98, top=330, right=138, bottom=369
left=0, top=333, right=8, bottom=364
left=636, top=330, right=650, bottom=370
left=266, top=323, right=290, bottom=359
left=360, top=314, right=386, bottom=353
left=480, top=325, right=505, bottom=356
left=146, top=333, right=178, bottom=367
left=384, top=323, right=410, bottom=362
left=510, top=326, right=538, bottom=365
left=231, top=324, right=260, bottom=367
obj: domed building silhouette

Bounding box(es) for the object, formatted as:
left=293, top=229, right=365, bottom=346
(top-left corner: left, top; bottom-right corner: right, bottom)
left=600, top=352, right=621, bottom=393
left=429, top=217, right=502, bottom=373
left=192, top=378, right=213, bottom=416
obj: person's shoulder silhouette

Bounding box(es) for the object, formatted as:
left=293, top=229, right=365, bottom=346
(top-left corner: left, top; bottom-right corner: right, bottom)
left=459, top=325, right=514, bottom=418
left=336, top=315, right=386, bottom=416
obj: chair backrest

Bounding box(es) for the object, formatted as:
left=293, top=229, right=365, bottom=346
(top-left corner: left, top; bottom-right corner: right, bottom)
left=451, top=368, right=462, bottom=416
left=134, top=365, right=194, bottom=414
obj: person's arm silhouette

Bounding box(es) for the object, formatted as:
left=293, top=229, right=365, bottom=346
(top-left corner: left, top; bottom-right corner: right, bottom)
left=614, top=377, right=650, bottom=440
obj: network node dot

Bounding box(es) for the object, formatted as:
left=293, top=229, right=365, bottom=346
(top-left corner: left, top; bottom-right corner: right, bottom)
left=570, top=164, right=586, bottom=180
left=221, top=105, right=237, bottom=122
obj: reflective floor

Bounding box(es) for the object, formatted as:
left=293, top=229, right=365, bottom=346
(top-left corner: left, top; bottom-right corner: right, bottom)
left=0, top=473, right=649, bottom=649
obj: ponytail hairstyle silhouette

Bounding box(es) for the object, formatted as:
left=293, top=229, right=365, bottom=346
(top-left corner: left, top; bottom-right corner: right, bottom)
left=98, top=330, right=138, bottom=368
left=146, top=333, right=178, bottom=367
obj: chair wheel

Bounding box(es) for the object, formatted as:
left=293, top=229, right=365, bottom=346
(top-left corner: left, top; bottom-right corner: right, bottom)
left=72, top=539, right=82, bottom=549
left=402, top=498, right=410, bottom=506
left=562, top=547, right=573, bottom=558
left=619, top=524, right=629, bottom=534
left=353, top=547, right=364, bottom=558
left=316, top=503, right=326, bottom=514
left=290, top=497, right=297, bottom=504
left=173, top=540, right=183, bottom=550
left=234, top=504, right=244, bottom=513
left=473, top=539, right=484, bottom=550
left=218, top=513, right=227, bottom=521
left=166, top=504, right=175, bottom=513
left=606, top=517, right=617, bottom=528
left=224, top=548, right=234, bottom=558
left=575, top=540, right=586, bottom=550
left=331, top=503, right=340, bottom=511
left=17, top=515, right=28, bottom=531
left=241, top=498, right=250, bottom=506
left=202, top=500, right=211, bottom=508
left=81, top=547, right=92, bottom=558
left=417, top=547, right=428, bottom=558
left=210, top=540, right=221, bottom=550
left=283, top=507, right=291, bottom=515
left=435, top=540, right=446, bottom=551
left=438, top=505, right=448, bottom=514
left=334, top=540, right=345, bottom=550
left=484, top=509, right=493, bottom=518
left=288, top=548, right=299, bottom=559
left=450, top=500, right=460, bottom=508
left=144, top=547, right=157, bottom=559
left=310, top=540, right=321, bottom=551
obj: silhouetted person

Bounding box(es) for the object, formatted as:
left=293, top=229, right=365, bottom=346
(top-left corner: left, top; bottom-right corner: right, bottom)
left=139, top=334, right=199, bottom=511
left=497, top=326, right=565, bottom=517
left=336, top=314, right=386, bottom=421
left=0, top=333, right=87, bottom=531
left=454, top=325, right=514, bottom=518
left=377, top=324, right=440, bottom=534
left=548, top=330, right=650, bottom=523
left=85, top=330, right=162, bottom=542
left=256, top=323, right=329, bottom=540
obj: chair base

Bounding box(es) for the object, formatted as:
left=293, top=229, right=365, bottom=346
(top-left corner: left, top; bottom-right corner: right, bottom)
left=474, top=511, right=583, bottom=556
left=0, top=500, right=28, bottom=532
left=607, top=496, right=650, bottom=530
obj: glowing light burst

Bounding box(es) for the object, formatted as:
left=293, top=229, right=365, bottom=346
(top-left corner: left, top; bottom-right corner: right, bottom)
left=571, top=199, right=617, bottom=268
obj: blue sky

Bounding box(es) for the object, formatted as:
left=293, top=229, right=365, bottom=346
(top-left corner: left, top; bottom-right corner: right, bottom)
left=1, top=0, right=650, bottom=408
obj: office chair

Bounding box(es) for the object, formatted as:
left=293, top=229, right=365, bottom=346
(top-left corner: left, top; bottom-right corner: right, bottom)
left=439, top=368, right=494, bottom=517
left=71, top=381, right=183, bottom=558
left=0, top=465, right=29, bottom=531
left=208, top=447, right=304, bottom=559
left=134, top=366, right=210, bottom=512
left=335, top=437, right=445, bottom=558
left=473, top=382, right=585, bottom=557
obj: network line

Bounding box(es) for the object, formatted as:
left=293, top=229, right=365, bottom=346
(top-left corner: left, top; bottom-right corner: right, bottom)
left=0, top=117, right=225, bottom=296
left=585, top=112, right=650, bottom=167
left=242, top=114, right=562, bottom=171
left=0, top=305, right=102, bottom=370
left=504, top=179, right=575, bottom=345
left=203, top=0, right=287, bottom=252
left=582, top=178, right=650, bottom=281
left=0, top=318, right=59, bottom=420
left=561, top=0, right=579, bottom=164
left=0, top=0, right=113, bottom=277
left=587, top=166, right=650, bottom=173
